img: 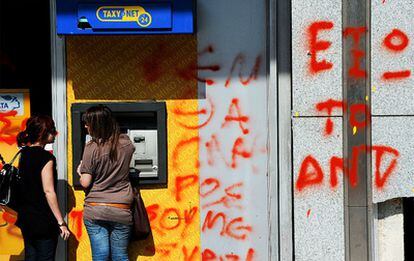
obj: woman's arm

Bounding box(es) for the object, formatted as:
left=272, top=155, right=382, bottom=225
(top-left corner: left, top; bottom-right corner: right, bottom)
left=41, top=160, right=70, bottom=240
left=77, top=161, right=93, bottom=188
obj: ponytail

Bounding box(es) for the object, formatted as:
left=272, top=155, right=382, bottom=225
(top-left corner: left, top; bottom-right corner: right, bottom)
left=17, top=130, right=29, bottom=147
left=16, top=115, right=56, bottom=147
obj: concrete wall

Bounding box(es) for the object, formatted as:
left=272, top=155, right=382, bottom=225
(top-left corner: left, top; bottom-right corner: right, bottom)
left=377, top=199, right=404, bottom=261
left=292, top=0, right=344, bottom=260
left=291, top=0, right=413, bottom=260
left=371, top=0, right=414, bottom=203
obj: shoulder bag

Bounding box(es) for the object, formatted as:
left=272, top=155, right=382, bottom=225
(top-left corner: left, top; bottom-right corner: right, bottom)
left=0, top=150, right=22, bottom=211
left=131, top=188, right=151, bottom=241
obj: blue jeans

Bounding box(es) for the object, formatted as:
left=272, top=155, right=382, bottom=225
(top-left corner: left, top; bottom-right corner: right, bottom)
left=84, top=219, right=132, bottom=261
left=23, top=236, right=58, bottom=261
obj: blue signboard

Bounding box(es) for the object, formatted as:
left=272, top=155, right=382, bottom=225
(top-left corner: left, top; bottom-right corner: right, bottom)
left=56, top=0, right=194, bottom=35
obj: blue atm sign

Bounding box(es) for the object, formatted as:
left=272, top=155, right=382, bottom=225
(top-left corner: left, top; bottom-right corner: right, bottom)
left=78, top=4, right=171, bottom=30
left=56, top=0, right=194, bottom=35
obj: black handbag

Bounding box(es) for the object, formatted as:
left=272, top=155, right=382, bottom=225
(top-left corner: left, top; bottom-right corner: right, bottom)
left=0, top=150, right=22, bottom=211
left=131, top=188, right=151, bottom=241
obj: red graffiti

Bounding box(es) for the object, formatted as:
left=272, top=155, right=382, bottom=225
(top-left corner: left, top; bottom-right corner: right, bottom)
left=222, top=98, right=249, bottom=135
left=177, top=62, right=220, bottom=86
left=382, top=29, right=411, bottom=80
left=349, top=103, right=371, bottom=129
left=172, top=136, right=200, bottom=170
left=147, top=204, right=160, bottom=222
left=202, top=248, right=255, bottom=261
left=155, top=243, right=178, bottom=257
left=316, top=99, right=370, bottom=135
left=344, top=27, right=367, bottom=78
left=308, top=21, right=334, bottom=74
left=202, top=181, right=244, bottom=210
left=205, top=135, right=224, bottom=167
left=69, top=210, right=83, bottom=240
left=199, top=45, right=215, bottom=56
left=159, top=208, right=181, bottom=230
left=196, top=45, right=220, bottom=85
left=183, top=246, right=200, bottom=261
left=383, top=29, right=409, bottom=52
left=295, top=155, right=324, bottom=191
left=200, top=178, right=221, bottom=197
left=329, top=156, right=345, bottom=188
left=202, top=249, right=217, bottom=261
left=181, top=206, right=199, bottom=239
left=172, top=98, right=215, bottom=130
left=142, top=43, right=221, bottom=86
left=382, top=70, right=411, bottom=80
left=372, top=145, right=400, bottom=189
left=202, top=134, right=258, bottom=169
left=306, top=21, right=413, bottom=81
left=202, top=211, right=252, bottom=240
left=315, top=99, right=343, bottom=135
left=230, top=137, right=254, bottom=169
left=143, top=43, right=171, bottom=83
left=0, top=110, right=19, bottom=145
left=175, top=174, right=199, bottom=202
left=224, top=54, right=261, bottom=87
left=190, top=45, right=262, bottom=87
left=184, top=207, right=198, bottom=225
left=295, top=145, right=400, bottom=191
left=147, top=203, right=199, bottom=238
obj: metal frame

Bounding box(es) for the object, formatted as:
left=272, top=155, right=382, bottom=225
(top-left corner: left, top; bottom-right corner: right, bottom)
left=343, top=0, right=372, bottom=260
left=276, top=0, right=293, bottom=260
left=71, top=102, right=168, bottom=188
left=267, top=0, right=278, bottom=259
left=50, top=0, right=68, bottom=259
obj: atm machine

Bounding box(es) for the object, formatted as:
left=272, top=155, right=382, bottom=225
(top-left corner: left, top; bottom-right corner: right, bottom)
left=71, top=102, right=167, bottom=187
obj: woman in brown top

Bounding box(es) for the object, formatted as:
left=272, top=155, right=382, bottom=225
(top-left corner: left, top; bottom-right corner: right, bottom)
left=77, top=105, right=135, bottom=261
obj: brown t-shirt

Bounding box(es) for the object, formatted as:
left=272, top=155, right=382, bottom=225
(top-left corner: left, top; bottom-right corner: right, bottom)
left=81, top=134, right=135, bottom=225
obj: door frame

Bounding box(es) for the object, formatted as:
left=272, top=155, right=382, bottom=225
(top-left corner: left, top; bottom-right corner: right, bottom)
left=50, top=0, right=68, bottom=259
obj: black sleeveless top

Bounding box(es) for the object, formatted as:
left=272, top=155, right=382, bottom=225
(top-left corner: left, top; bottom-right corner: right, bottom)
left=15, top=146, right=59, bottom=239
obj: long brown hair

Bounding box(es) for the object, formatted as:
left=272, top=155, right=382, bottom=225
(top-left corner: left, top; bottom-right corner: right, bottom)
left=82, top=105, right=120, bottom=161
left=17, top=115, right=57, bottom=147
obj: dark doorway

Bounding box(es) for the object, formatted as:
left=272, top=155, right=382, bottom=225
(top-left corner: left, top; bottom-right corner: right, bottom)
left=403, top=198, right=414, bottom=260
left=0, top=0, right=52, bottom=115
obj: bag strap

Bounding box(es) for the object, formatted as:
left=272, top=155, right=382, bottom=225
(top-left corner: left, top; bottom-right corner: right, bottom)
left=8, top=150, right=21, bottom=165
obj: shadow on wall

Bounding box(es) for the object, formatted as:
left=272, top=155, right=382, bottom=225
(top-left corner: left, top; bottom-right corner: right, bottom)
left=66, top=35, right=200, bottom=101
left=66, top=35, right=267, bottom=102
left=64, top=180, right=78, bottom=261
left=378, top=198, right=403, bottom=219
left=8, top=254, right=24, bottom=261
left=129, top=233, right=156, bottom=259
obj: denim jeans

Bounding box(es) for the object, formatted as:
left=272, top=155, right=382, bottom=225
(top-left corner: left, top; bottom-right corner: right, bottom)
left=84, top=219, right=132, bottom=261
left=23, top=236, right=58, bottom=261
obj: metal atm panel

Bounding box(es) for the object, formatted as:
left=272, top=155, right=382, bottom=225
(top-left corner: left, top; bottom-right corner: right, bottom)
left=128, top=129, right=158, bottom=178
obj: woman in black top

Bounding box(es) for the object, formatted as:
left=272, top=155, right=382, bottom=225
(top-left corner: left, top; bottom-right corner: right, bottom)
left=15, top=115, right=70, bottom=260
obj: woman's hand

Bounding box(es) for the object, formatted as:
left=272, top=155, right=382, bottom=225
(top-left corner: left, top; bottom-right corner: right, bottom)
left=59, top=222, right=71, bottom=240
